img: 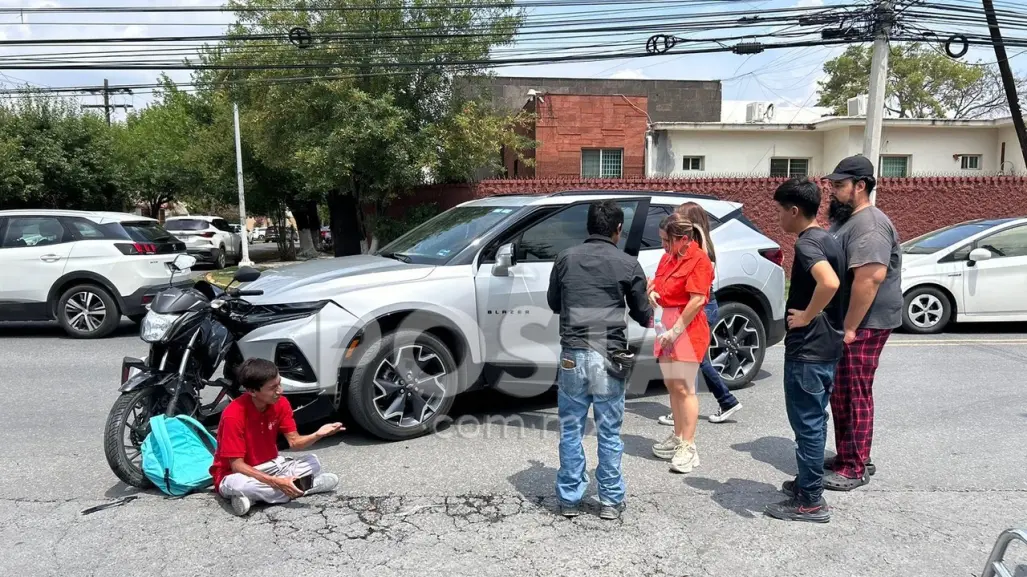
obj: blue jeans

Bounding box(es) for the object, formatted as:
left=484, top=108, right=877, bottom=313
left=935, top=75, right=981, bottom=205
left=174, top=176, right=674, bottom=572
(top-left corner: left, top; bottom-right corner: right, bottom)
left=556, top=347, right=627, bottom=507
left=702, top=299, right=739, bottom=410
left=783, top=359, right=836, bottom=504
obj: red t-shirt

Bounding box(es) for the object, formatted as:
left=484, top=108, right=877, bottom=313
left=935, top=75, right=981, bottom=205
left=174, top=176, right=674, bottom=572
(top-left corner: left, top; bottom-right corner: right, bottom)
left=210, top=395, right=298, bottom=493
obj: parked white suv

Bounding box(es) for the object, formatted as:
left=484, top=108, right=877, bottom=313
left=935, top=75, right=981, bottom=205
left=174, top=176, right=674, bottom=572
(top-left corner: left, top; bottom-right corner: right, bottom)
left=0, top=209, right=191, bottom=338
left=164, top=216, right=243, bottom=269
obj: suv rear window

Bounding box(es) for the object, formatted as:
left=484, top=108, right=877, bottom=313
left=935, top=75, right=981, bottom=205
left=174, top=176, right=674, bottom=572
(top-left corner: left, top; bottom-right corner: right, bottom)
left=117, top=221, right=178, bottom=243
left=165, top=219, right=209, bottom=231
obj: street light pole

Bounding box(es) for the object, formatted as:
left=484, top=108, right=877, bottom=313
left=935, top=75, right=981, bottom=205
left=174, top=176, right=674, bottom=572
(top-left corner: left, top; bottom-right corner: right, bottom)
left=862, top=0, right=894, bottom=206
left=234, top=102, right=253, bottom=267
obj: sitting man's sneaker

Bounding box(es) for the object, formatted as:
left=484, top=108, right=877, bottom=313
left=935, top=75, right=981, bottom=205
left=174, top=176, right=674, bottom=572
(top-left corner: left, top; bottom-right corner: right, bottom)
left=599, top=503, right=624, bottom=520
left=559, top=503, right=581, bottom=518
left=765, top=497, right=830, bottom=523
left=825, top=456, right=876, bottom=476
left=308, top=473, right=340, bottom=495
left=823, top=471, right=869, bottom=492
left=231, top=494, right=252, bottom=517
left=657, top=413, right=674, bottom=426
left=708, top=403, right=742, bottom=424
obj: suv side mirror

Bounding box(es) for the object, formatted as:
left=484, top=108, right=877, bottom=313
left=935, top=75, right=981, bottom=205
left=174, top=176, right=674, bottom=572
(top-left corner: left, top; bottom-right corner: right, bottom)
left=492, top=243, right=517, bottom=276
left=968, top=247, right=993, bottom=264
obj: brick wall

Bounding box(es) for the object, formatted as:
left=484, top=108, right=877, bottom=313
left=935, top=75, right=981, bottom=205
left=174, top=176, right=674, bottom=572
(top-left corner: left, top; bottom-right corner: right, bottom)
left=403, top=176, right=1027, bottom=275
left=530, top=94, right=649, bottom=179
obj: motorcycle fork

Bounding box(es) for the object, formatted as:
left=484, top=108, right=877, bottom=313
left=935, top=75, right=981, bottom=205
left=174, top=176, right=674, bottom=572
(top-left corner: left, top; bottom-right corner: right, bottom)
left=165, top=331, right=201, bottom=418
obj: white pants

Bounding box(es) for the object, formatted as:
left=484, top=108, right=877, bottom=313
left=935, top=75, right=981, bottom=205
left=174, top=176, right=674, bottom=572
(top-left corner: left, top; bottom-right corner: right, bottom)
left=218, top=455, right=322, bottom=505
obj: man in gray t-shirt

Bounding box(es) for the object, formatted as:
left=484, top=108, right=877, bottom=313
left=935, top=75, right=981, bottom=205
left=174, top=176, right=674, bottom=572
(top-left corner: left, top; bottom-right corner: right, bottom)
left=820, top=155, right=903, bottom=492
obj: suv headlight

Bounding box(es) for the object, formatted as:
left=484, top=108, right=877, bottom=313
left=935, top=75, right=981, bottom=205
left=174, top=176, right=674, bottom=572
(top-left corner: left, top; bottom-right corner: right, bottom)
left=141, top=311, right=178, bottom=343
left=243, top=301, right=330, bottom=324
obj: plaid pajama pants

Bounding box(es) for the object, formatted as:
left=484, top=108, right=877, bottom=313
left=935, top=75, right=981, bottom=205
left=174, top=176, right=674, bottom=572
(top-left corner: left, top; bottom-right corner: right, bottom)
left=830, top=328, right=892, bottom=480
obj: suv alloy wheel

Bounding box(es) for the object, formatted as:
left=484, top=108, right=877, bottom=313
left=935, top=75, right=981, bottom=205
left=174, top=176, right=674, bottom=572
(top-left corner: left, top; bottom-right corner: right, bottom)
left=57, top=283, right=120, bottom=339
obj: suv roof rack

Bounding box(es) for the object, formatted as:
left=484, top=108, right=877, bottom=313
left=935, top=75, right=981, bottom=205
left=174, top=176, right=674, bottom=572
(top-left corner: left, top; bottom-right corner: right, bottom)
left=547, top=189, right=719, bottom=201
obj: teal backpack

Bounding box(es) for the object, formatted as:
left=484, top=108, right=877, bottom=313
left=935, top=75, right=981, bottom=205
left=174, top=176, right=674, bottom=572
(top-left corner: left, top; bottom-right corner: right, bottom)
left=141, top=414, right=218, bottom=497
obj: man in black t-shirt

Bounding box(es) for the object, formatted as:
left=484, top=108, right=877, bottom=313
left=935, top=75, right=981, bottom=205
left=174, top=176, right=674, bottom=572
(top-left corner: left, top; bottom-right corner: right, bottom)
left=765, top=177, right=846, bottom=524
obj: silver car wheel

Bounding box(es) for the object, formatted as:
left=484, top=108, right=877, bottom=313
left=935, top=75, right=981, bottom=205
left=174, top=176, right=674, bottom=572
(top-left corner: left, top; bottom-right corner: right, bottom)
left=908, top=293, right=944, bottom=329
left=64, top=290, right=107, bottom=333
left=372, top=344, right=448, bottom=428
left=710, top=313, right=760, bottom=383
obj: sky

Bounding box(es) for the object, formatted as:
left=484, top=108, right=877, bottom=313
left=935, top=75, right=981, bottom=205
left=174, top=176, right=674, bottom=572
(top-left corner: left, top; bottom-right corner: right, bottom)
left=0, top=0, right=1024, bottom=121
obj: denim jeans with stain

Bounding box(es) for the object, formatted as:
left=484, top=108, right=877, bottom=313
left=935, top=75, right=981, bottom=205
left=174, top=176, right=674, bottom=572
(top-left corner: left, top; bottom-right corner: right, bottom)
left=783, top=359, right=836, bottom=504
left=555, top=346, right=627, bottom=508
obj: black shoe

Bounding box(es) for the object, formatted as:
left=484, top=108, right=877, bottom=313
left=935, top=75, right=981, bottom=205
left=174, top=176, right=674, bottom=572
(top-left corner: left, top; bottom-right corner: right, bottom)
left=559, top=503, right=580, bottom=518
left=825, top=456, right=876, bottom=476
left=782, top=479, right=798, bottom=497
left=765, top=497, right=831, bottom=523
left=599, top=503, right=623, bottom=520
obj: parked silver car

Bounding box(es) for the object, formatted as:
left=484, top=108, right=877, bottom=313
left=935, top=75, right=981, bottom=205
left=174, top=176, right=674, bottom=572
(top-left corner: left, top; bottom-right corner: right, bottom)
left=233, top=191, right=786, bottom=440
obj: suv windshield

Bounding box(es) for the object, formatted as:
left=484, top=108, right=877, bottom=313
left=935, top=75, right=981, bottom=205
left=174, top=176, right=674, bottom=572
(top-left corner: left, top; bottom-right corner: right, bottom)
left=902, top=221, right=996, bottom=255
left=165, top=219, right=209, bottom=231
left=377, top=205, right=522, bottom=264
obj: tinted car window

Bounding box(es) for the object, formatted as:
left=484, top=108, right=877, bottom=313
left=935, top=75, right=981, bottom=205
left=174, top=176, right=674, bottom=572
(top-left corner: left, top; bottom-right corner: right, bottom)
left=643, top=206, right=671, bottom=249
left=1, top=217, right=67, bottom=248
left=165, top=219, right=209, bottom=231
left=65, top=218, right=107, bottom=239
left=518, top=200, right=641, bottom=261
left=118, top=221, right=178, bottom=243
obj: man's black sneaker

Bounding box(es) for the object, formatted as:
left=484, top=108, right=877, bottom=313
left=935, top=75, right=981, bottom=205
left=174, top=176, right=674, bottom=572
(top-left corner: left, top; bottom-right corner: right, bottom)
left=765, top=497, right=830, bottom=523
left=782, top=479, right=798, bottom=497
left=825, top=456, right=876, bottom=476
left=559, top=503, right=580, bottom=518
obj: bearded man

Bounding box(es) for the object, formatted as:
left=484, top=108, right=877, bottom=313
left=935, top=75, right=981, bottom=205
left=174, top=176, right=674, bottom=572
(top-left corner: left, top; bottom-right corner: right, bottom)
left=821, top=155, right=903, bottom=491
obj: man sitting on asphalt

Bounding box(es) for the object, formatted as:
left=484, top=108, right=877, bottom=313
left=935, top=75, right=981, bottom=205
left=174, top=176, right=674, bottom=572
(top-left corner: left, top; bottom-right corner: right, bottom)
left=211, top=358, right=345, bottom=516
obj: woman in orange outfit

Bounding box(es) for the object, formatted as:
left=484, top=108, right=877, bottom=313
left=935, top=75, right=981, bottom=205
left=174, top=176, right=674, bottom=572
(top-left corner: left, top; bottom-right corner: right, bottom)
left=647, top=211, right=715, bottom=474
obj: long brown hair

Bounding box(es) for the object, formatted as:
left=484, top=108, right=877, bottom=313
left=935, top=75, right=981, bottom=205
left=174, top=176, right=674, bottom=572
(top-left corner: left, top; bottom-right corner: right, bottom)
left=659, top=212, right=709, bottom=257
left=675, top=202, right=717, bottom=264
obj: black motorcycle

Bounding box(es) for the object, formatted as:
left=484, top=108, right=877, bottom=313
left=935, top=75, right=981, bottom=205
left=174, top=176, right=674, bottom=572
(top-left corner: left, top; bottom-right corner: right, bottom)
left=103, top=255, right=265, bottom=488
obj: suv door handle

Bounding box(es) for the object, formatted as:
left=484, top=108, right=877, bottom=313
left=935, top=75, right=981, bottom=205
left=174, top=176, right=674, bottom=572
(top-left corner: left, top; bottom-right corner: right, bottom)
left=39, top=254, right=62, bottom=263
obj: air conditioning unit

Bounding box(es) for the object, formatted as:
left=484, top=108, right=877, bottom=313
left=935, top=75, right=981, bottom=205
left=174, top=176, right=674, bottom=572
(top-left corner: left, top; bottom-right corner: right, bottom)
left=847, top=95, right=868, bottom=117
left=746, top=101, right=773, bottom=123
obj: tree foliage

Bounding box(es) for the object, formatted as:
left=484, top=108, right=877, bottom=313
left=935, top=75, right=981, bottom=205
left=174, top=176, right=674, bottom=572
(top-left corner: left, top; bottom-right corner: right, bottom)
left=817, top=43, right=1027, bottom=119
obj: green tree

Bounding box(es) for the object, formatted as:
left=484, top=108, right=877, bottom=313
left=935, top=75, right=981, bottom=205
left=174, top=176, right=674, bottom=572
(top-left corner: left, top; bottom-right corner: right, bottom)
left=817, top=43, right=1026, bottom=119
left=193, top=0, right=534, bottom=256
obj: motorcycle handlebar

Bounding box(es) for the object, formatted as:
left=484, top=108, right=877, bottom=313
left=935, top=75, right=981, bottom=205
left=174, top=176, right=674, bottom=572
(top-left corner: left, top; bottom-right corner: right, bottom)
left=229, top=288, right=264, bottom=297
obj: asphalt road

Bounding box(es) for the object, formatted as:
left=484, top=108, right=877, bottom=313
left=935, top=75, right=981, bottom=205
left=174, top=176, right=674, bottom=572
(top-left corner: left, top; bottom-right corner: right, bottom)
left=1, top=322, right=1026, bottom=577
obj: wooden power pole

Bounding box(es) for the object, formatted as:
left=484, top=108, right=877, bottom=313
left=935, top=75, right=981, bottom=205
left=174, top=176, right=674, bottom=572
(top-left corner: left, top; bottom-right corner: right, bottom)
left=983, top=0, right=1027, bottom=170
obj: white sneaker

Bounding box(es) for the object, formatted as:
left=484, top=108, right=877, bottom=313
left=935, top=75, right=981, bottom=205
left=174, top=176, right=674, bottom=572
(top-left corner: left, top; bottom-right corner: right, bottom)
left=657, top=413, right=674, bottom=426
left=230, top=495, right=251, bottom=516
left=669, top=441, right=700, bottom=474
left=652, top=433, right=683, bottom=460
left=709, top=403, right=742, bottom=424
left=308, top=473, right=339, bottom=495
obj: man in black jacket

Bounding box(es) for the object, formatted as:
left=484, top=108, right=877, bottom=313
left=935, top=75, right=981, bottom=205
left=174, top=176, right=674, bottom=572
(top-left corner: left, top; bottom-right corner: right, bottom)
left=546, top=199, right=652, bottom=520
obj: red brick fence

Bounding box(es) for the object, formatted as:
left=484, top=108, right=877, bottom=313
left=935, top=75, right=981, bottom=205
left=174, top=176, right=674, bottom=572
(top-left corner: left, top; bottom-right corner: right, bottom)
left=395, top=176, right=1027, bottom=274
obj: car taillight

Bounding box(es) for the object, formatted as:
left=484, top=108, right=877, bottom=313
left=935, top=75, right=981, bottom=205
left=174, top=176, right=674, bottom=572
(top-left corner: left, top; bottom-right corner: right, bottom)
left=200, top=231, right=216, bottom=238
left=116, top=242, right=158, bottom=255
left=759, top=248, right=784, bottom=266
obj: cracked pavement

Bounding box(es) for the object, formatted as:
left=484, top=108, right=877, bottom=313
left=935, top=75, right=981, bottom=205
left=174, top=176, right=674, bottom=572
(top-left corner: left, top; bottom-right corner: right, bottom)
left=2, top=322, right=1027, bottom=576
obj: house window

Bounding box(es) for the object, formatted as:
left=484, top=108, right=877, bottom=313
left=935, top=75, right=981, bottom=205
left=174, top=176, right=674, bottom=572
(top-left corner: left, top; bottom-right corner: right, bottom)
left=582, top=148, right=623, bottom=179
left=960, top=155, right=981, bottom=170
left=682, top=156, right=704, bottom=171
left=769, top=158, right=809, bottom=177
left=880, top=155, right=910, bottom=177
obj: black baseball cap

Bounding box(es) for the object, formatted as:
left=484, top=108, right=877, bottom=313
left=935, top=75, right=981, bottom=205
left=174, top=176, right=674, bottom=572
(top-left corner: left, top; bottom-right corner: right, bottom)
left=824, top=155, right=875, bottom=181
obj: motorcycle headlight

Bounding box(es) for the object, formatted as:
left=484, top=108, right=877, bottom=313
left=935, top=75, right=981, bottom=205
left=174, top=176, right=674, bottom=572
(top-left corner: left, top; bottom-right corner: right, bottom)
left=140, top=311, right=179, bottom=343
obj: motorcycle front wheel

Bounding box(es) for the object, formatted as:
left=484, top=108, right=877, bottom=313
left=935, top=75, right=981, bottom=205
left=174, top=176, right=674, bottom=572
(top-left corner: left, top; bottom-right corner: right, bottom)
left=103, top=387, right=196, bottom=488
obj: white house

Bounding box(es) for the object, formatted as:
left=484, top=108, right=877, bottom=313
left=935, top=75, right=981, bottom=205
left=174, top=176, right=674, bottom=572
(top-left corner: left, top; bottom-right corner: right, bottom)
left=646, top=100, right=1026, bottom=178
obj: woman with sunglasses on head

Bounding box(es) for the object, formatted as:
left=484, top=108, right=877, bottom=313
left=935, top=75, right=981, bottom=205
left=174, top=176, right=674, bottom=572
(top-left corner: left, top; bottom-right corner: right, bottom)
left=654, top=202, right=742, bottom=427
left=647, top=211, right=715, bottom=473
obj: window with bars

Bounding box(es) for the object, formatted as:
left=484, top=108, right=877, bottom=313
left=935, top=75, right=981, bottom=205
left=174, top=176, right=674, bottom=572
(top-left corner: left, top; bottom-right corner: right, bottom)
left=960, top=155, right=981, bottom=170
left=769, top=158, right=809, bottom=177
left=682, top=156, right=704, bottom=171
left=880, top=156, right=910, bottom=177
left=581, top=149, right=623, bottom=178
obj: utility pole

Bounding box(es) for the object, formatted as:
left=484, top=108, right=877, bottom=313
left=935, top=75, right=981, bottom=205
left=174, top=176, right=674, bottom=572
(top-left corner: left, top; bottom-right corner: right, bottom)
left=233, top=103, right=253, bottom=267
left=80, top=79, right=132, bottom=126
left=862, top=0, right=894, bottom=205
left=983, top=0, right=1027, bottom=171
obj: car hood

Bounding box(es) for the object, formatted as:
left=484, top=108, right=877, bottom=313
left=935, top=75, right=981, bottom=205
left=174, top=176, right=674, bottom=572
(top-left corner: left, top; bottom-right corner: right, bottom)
left=242, top=255, right=435, bottom=303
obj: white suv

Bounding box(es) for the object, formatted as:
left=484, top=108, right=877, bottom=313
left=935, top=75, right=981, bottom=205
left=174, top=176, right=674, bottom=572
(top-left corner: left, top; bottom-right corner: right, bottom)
left=0, top=209, right=191, bottom=338
left=164, top=216, right=243, bottom=269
